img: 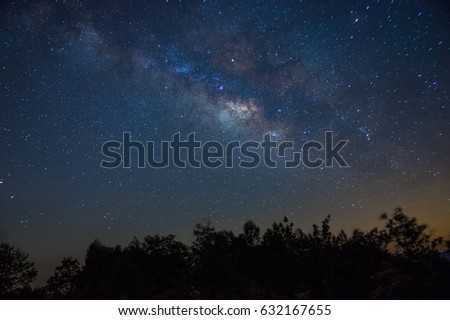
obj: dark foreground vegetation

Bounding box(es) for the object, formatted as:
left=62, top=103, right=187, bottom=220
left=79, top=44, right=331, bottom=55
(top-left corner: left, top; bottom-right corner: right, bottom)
left=1, top=208, right=450, bottom=299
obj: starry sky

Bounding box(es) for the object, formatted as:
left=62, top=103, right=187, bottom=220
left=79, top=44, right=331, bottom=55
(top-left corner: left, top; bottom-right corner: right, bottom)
left=1, top=0, right=449, bottom=284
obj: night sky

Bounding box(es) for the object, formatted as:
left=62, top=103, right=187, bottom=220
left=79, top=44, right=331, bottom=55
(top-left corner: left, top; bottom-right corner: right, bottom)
left=1, top=0, right=449, bottom=284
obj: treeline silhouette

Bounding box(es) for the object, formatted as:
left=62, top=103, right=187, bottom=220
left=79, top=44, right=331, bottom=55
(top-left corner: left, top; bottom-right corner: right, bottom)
left=1, top=208, right=450, bottom=299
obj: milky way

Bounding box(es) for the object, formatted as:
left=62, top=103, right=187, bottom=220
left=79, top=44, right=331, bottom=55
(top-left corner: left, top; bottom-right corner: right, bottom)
left=0, top=1, right=449, bottom=283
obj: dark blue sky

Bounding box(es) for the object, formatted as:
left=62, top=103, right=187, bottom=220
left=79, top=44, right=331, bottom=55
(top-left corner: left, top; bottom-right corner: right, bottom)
left=0, top=0, right=449, bottom=284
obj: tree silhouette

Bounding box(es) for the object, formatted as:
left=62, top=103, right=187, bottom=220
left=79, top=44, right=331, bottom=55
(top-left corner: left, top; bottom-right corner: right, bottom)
left=46, top=257, right=81, bottom=299
left=140, top=234, right=190, bottom=298
left=191, top=223, right=241, bottom=298
left=240, top=220, right=261, bottom=246
left=1, top=209, right=449, bottom=299
left=381, top=207, right=443, bottom=259
left=0, top=243, right=37, bottom=298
